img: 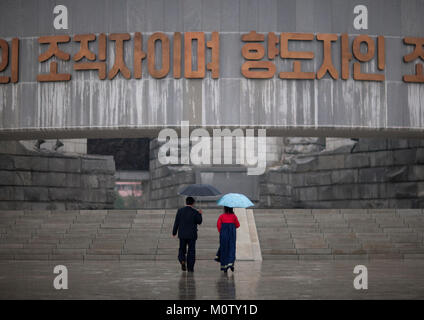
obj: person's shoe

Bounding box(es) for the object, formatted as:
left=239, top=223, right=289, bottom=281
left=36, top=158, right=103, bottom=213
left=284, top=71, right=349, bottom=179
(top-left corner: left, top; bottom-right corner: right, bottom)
left=180, top=261, right=187, bottom=271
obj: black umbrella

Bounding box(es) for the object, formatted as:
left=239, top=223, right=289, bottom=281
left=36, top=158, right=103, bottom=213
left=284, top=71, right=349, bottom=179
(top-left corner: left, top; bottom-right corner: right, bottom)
left=178, top=184, right=221, bottom=197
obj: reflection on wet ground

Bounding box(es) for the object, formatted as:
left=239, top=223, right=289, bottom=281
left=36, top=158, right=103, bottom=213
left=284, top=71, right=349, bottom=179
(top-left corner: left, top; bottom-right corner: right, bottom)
left=0, top=259, right=423, bottom=299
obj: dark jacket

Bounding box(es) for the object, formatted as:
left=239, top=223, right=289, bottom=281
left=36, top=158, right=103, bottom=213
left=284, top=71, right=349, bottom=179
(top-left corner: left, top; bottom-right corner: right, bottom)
left=172, top=206, right=203, bottom=240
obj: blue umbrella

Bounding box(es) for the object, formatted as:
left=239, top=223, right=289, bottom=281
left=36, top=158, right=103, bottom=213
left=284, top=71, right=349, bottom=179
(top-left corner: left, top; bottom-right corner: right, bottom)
left=216, top=193, right=254, bottom=208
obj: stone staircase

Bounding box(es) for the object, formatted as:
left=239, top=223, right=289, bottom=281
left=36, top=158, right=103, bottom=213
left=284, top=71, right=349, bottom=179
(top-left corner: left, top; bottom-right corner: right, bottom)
left=255, top=209, right=424, bottom=260
left=0, top=209, right=247, bottom=261
left=0, top=208, right=424, bottom=261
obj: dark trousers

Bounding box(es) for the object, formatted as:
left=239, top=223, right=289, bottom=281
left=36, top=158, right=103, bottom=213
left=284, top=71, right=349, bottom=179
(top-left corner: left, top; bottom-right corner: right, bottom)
left=178, top=238, right=196, bottom=271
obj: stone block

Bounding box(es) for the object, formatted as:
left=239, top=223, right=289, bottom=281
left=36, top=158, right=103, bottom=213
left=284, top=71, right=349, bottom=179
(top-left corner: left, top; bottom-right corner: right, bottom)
left=81, top=189, right=107, bottom=203
left=81, top=175, right=99, bottom=189
left=0, top=155, right=15, bottom=170
left=82, top=158, right=115, bottom=174
left=369, top=151, right=394, bottom=167
left=295, top=187, right=318, bottom=201
left=0, top=187, right=24, bottom=201
left=267, top=171, right=283, bottom=184
left=387, top=139, right=408, bottom=150
left=318, top=185, right=359, bottom=201
left=32, top=172, right=66, bottom=187
left=305, top=171, right=332, bottom=186
left=317, top=155, right=344, bottom=170
left=14, top=171, right=32, bottom=186
left=409, top=165, right=424, bottom=181
left=416, top=149, right=424, bottom=164
left=293, top=156, right=318, bottom=172
left=65, top=174, right=81, bottom=188
left=97, top=175, right=115, bottom=188
left=48, top=157, right=81, bottom=173
left=23, top=187, right=49, bottom=201
left=331, top=169, right=357, bottom=184
left=344, top=153, right=370, bottom=168
left=29, top=157, right=49, bottom=171
left=48, top=188, right=82, bottom=201
left=358, top=167, right=387, bottom=183
left=387, top=183, right=417, bottom=198
left=393, top=149, right=416, bottom=165
left=386, top=170, right=407, bottom=185
left=358, top=184, right=380, bottom=199
left=291, top=173, right=305, bottom=186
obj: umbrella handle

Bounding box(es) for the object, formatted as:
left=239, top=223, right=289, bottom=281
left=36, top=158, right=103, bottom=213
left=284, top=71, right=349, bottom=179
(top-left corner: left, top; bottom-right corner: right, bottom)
left=197, top=199, right=203, bottom=214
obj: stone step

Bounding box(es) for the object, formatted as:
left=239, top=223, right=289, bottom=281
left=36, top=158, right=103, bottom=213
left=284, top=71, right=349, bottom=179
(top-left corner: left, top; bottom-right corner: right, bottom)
left=1, top=209, right=422, bottom=262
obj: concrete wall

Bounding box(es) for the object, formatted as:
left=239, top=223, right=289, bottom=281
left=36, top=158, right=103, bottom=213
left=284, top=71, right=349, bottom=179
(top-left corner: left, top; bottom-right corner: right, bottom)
left=0, top=0, right=424, bottom=139
left=142, top=139, right=195, bottom=208
left=0, top=142, right=116, bottom=210
left=260, top=138, right=424, bottom=208
left=144, top=137, right=424, bottom=209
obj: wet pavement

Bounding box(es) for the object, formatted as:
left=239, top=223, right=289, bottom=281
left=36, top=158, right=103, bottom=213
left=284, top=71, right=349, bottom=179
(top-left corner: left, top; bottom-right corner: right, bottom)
left=0, top=259, right=423, bottom=299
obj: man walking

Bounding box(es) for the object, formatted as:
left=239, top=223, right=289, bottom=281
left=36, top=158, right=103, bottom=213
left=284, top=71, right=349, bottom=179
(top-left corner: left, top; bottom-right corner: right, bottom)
left=172, top=197, right=203, bottom=272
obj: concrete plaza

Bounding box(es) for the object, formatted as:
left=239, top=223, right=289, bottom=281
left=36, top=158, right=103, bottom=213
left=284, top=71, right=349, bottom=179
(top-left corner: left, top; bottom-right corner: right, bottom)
left=0, top=259, right=424, bottom=299
left=1, top=209, right=424, bottom=299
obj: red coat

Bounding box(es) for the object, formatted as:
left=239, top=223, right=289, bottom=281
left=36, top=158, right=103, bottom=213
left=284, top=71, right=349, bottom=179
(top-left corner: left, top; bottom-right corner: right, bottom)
left=217, top=213, right=240, bottom=233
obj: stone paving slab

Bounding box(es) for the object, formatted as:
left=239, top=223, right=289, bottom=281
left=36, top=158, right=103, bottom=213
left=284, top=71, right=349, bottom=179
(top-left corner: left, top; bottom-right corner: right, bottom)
left=1, top=259, right=422, bottom=299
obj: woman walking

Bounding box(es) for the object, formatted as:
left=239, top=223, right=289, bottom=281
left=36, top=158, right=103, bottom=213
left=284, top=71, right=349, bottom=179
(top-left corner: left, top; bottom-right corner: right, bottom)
left=215, top=206, right=240, bottom=273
